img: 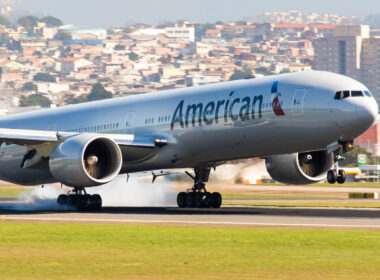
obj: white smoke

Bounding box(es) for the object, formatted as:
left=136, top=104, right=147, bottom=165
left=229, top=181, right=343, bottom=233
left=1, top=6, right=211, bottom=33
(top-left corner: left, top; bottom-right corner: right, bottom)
left=4, top=185, right=73, bottom=211
left=1, top=175, right=177, bottom=211
left=87, top=175, right=177, bottom=207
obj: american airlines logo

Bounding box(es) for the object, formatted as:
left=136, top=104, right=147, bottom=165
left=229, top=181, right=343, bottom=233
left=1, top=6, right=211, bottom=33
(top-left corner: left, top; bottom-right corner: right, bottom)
left=171, top=91, right=264, bottom=130
left=271, top=81, right=285, bottom=116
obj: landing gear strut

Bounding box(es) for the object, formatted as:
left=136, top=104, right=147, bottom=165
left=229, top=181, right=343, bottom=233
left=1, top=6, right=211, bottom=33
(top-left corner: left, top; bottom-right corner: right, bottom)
left=327, top=147, right=347, bottom=184
left=57, top=188, right=102, bottom=211
left=177, top=168, right=222, bottom=208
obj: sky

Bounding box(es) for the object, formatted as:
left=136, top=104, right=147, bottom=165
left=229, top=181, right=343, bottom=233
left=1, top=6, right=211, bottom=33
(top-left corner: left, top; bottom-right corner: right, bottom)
left=4, top=0, right=380, bottom=27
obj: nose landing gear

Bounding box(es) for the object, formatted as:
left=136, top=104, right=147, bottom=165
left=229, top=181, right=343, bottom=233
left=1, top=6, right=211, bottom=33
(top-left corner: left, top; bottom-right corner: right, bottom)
left=177, top=168, right=222, bottom=209
left=327, top=150, right=347, bottom=184
left=57, top=188, right=102, bottom=211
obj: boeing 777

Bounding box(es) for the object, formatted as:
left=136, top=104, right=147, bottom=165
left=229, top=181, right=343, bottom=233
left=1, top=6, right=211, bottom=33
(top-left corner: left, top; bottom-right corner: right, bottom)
left=0, top=71, right=377, bottom=210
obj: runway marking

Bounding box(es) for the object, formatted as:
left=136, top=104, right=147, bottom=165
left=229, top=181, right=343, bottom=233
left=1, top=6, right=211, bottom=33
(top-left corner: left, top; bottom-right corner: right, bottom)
left=4, top=216, right=380, bottom=229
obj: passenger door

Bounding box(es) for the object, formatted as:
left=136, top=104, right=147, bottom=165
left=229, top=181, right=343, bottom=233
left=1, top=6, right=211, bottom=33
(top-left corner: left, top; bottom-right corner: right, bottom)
left=292, top=89, right=306, bottom=117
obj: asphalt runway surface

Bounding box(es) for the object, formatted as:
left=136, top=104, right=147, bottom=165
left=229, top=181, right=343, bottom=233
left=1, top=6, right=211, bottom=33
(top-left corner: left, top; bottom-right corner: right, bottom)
left=2, top=204, right=380, bottom=230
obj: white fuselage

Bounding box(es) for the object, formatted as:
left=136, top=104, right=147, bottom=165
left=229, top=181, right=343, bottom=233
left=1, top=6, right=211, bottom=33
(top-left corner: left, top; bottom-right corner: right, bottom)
left=0, top=71, right=377, bottom=185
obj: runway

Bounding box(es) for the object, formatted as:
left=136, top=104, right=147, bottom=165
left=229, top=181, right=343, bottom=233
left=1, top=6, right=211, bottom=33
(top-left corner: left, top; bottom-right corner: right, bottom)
left=2, top=206, right=380, bottom=230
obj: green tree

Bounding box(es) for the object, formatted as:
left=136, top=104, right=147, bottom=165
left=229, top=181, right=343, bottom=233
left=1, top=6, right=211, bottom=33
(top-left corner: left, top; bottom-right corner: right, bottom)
left=229, top=69, right=254, bottom=81
left=0, top=15, right=12, bottom=27
left=33, top=73, right=56, bottom=82
left=21, top=82, right=37, bottom=92
left=65, top=94, right=87, bottom=104
left=87, top=83, right=112, bottom=101
left=20, top=93, right=51, bottom=107
left=255, top=67, right=274, bottom=76
left=340, top=146, right=374, bottom=167
left=128, top=52, right=139, bottom=61
left=40, top=16, right=63, bottom=27
left=18, top=15, right=39, bottom=30
left=55, top=32, right=71, bottom=42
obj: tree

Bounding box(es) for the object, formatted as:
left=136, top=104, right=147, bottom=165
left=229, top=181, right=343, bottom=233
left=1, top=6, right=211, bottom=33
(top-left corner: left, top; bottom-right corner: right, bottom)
left=229, top=69, right=254, bottom=80
left=21, top=82, right=37, bottom=92
left=340, top=146, right=374, bottom=167
left=18, top=15, right=39, bottom=30
left=55, top=32, right=71, bottom=42
left=87, top=83, right=112, bottom=101
left=40, top=16, right=63, bottom=27
left=65, top=94, right=87, bottom=104
left=0, top=15, right=12, bottom=27
left=20, top=93, right=51, bottom=107
left=255, top=67, right=274, bottom=76
left=33, top=73, right=56, bottom=82
left=128, top=52, right=139, bottom=61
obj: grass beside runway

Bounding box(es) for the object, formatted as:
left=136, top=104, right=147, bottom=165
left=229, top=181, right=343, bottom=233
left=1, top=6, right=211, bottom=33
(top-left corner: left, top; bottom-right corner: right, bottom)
left=224, top=201, right=380, bottom=208
left=0, top=187, right=28, bottom=198
left=1, top=223, right=380, bottom=279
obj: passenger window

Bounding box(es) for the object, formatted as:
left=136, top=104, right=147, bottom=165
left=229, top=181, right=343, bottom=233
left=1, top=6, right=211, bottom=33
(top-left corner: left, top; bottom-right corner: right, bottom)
left=351, top=91, right=364, bottom=97
left=364, top=91, right=372, bottom=97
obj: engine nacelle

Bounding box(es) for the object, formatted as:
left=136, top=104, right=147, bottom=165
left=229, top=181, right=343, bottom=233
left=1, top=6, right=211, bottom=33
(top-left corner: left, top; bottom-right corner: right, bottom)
left=265, top=150, right=334, bottom=185
left=49, top=134, right=122, bottom=187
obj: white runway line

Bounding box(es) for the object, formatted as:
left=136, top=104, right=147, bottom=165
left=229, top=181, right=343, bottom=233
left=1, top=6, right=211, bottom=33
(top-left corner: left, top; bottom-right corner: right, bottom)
left=4, top=216, right=380, bottom=228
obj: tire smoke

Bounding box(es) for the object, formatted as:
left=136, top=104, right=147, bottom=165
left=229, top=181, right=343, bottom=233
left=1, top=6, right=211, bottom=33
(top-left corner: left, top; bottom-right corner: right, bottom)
left=87, top=175, right=178, bottom=207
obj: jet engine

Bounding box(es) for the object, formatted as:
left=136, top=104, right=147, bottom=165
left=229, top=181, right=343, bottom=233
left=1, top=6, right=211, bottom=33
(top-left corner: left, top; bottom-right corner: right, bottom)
left=265, top=150, right=334, bottom=185
left=49, top=134, right=122, bottom=187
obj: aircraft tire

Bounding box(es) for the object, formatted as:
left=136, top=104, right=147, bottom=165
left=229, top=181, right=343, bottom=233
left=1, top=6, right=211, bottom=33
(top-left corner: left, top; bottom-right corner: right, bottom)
left=327, top=170, right=337, bottom=184
left=185, top=192, right=195, bottom=208
left=57, top=194, right=68, bottom=205
left=337, top=169, right=346, bottom=184
left=177, top=192, right=187, bottom=208
left=211, top=192, right=222, bottom=208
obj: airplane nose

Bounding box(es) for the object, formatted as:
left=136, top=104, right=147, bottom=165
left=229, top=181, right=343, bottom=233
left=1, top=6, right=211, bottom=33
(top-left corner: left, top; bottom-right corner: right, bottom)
left=356, top=99, right=378, bottom=129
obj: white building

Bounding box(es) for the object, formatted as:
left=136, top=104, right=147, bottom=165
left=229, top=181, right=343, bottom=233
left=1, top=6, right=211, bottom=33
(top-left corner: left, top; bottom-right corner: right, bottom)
left=165, top=27, right=195, bottom=42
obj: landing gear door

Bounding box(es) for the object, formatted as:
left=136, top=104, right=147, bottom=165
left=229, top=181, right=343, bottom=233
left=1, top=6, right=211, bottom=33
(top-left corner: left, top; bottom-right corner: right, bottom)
left=125, top=110, right=135, bottom=134
left=292, top=89, right=306, bottom=117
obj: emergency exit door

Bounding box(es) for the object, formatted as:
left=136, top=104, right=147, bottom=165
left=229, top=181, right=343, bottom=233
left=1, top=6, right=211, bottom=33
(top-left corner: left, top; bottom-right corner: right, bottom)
left=292, top=89, right=306, bottom=117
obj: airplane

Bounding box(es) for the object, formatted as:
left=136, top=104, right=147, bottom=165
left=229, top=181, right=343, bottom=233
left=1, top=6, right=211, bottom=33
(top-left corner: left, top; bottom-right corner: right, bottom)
left=0, top=71, right=377, bottom=210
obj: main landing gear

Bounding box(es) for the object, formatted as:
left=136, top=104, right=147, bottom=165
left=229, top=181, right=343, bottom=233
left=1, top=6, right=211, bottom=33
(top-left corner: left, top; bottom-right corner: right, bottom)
left=327, top=142, right=352, bottom=184
left=177, top=168, right=222, bottom=208
left=57, top=188, right=102, bottom=211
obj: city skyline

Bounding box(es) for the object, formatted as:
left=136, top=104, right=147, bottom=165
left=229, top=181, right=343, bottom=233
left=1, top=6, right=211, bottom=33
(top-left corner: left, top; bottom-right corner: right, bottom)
left=5, top=0, right=380, bottom=27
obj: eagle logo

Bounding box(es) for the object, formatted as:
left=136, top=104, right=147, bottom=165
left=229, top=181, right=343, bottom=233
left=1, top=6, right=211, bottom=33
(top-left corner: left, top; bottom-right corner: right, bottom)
left=271, top=81, right=285, bottom=116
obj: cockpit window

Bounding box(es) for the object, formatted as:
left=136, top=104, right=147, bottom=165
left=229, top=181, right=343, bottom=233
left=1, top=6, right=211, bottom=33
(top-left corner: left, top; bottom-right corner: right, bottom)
left=342, top=91, right=350, bottom=98
left=334, top=91, right=342, bottom=100
left=364, top=90, right=372, bottom=97
left=351, top=91, right=364, bottom=97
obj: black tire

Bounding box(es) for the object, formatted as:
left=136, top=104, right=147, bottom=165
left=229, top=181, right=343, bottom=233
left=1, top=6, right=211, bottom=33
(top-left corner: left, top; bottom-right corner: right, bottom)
left=177, top=192, right=187, bottom=208
left=57, top=194, right=68, bottom=206
left=92, top=194, right=102, bottom=210
left=194, top=192, right=203, bottom=208
left=337, top=169, right=346, bottom=184
left=67, top=194, right=76, bottom=207
left=75, top=196, right=87, bottom=211
left=327, top=170, right=337, bottom=184
left=185, top=192, right=195, bottom=208
left=211, top=192, right=222, bottom=208
left=202, top=192, right=212, bottom=208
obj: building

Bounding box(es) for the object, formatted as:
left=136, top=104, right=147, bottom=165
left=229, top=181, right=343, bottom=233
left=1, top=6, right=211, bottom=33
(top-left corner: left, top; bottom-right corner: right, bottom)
left=313, top=25, right=369, bottom=81
left=165, top=27, right=195, bottom=42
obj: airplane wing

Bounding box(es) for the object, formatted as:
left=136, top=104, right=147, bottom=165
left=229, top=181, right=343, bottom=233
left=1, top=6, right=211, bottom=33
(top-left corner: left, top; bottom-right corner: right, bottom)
left=0, top=128, right=166, bottom=158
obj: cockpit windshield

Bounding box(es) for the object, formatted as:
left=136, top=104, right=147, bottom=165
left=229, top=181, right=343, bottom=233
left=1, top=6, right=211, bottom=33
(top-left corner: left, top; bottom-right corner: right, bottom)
left=334, top=90, right=370, bottom=100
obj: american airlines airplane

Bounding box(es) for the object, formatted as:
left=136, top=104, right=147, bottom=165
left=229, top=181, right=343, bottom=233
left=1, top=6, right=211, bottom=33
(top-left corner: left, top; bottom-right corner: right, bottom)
left=0, top=71, right=377, bottom=210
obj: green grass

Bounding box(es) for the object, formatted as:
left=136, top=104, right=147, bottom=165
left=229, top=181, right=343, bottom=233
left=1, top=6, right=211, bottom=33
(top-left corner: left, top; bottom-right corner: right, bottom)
left=224, top=201, right=380, bottom=208
left=0, top=223, right=380, bottom=279
left=222, top=193, right=336, bottom=199
left=257, top=182, right=380, bottom=188
left=0, top=188, right=28, bottom=197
